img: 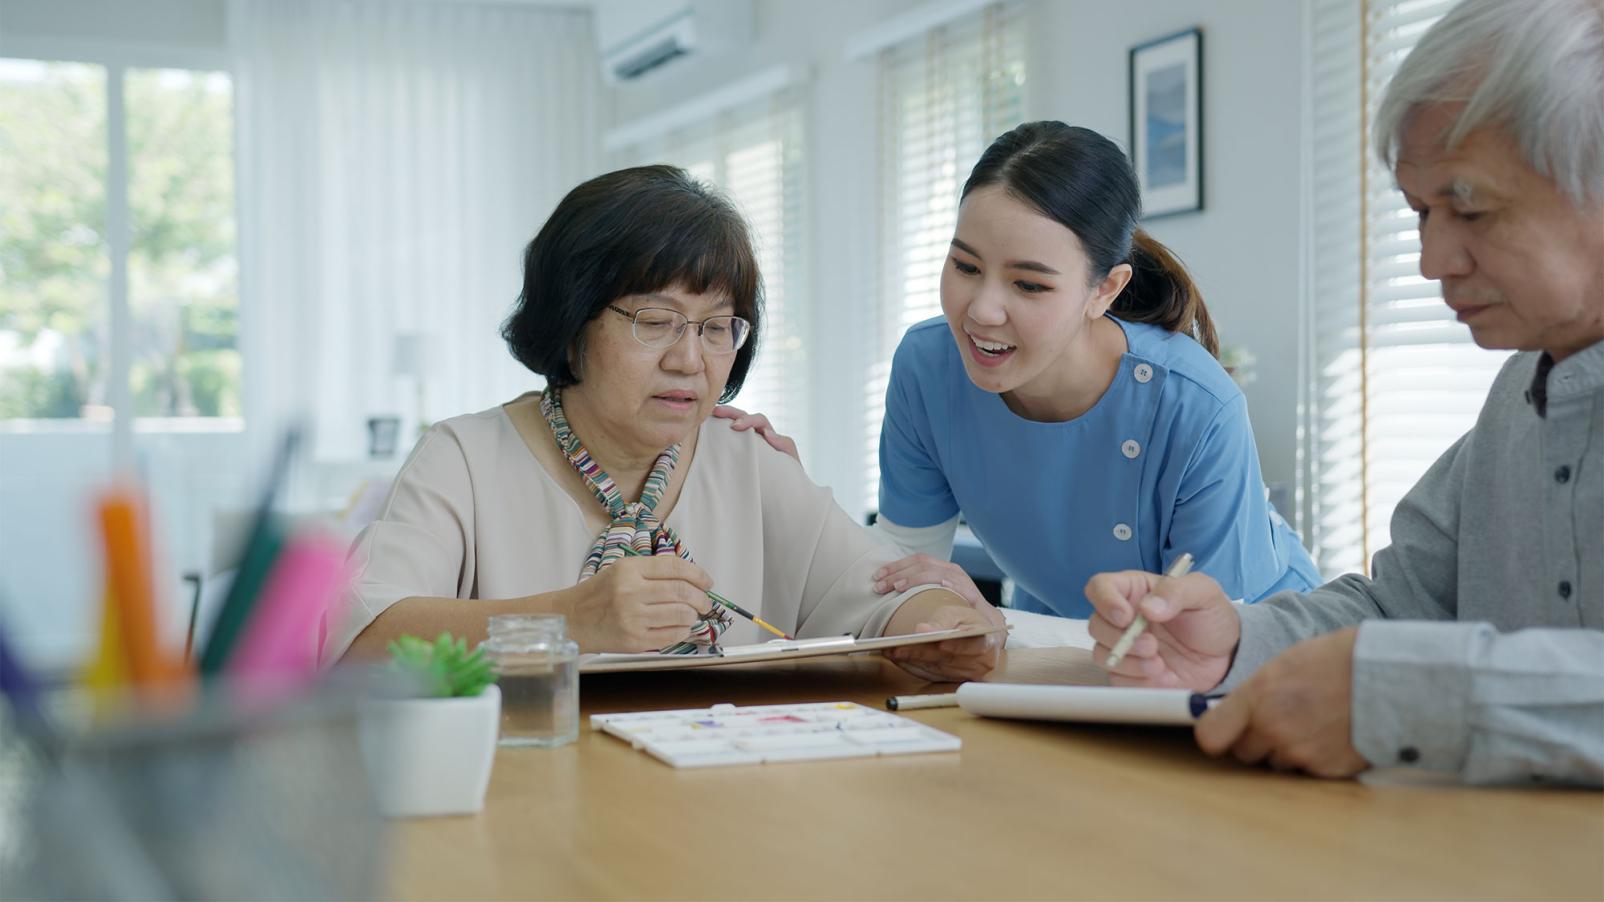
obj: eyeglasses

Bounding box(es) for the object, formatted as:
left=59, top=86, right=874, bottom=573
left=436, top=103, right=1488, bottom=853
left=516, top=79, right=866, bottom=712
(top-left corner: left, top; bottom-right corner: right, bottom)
left=607, top=305, right=751, bottom=354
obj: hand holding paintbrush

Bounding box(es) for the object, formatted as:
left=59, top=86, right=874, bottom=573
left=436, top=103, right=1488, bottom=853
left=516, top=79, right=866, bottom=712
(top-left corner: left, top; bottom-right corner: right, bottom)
left=619, top=546, right=792, bottom=640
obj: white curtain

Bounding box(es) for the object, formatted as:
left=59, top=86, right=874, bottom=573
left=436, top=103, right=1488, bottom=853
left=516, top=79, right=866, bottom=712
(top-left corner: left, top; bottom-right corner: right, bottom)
left=231, top=0, right=600, bottom=462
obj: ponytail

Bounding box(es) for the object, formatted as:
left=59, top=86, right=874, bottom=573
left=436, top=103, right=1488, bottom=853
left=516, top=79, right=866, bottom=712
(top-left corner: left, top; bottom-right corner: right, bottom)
left=1114, top=230, right=1219, bottom=357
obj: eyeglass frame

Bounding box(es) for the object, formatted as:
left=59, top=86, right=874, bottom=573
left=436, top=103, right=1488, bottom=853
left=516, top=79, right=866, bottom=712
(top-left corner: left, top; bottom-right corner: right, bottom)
left=606, top=304, right=752, bottom=354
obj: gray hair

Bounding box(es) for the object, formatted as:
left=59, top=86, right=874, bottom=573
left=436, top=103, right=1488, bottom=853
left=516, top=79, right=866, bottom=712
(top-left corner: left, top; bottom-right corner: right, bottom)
left=1373, top=0, right=1604, bottom=206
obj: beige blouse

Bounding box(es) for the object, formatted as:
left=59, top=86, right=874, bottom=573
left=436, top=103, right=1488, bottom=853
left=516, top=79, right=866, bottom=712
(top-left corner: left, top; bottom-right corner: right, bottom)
left=326, top=398, right=932, bottom=659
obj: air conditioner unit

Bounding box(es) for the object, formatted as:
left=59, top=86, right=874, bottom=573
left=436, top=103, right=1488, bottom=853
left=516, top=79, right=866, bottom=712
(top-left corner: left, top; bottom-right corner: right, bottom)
left=595, top=0, right=753, bottom=84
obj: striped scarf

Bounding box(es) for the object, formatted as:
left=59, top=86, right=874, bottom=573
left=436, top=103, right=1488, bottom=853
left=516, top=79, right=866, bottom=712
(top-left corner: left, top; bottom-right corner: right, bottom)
left=540, top=387, right=729, bottom=653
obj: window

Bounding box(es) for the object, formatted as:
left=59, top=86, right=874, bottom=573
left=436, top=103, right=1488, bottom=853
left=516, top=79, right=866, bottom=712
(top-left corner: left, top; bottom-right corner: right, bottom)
left=611, top=88, right=809, bottom=461
left=0, top=58, right=239, bottom=424
left=864, top=2, right=1027, bottom=512
left=1303, top=0, right=1508, bottom=577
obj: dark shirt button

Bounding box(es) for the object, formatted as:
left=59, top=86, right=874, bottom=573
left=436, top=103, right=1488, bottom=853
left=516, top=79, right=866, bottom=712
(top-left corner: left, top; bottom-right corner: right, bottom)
left=1555, top=465, right=1571, bottom=484
left=1559, top=581, right=1573, bottom=599
left=1399, top=746, right=1421, bottom=764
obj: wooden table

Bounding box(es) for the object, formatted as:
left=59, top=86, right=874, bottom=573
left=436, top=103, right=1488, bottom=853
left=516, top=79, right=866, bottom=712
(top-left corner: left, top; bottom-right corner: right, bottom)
left=393, top=649, right=1604, bottom=900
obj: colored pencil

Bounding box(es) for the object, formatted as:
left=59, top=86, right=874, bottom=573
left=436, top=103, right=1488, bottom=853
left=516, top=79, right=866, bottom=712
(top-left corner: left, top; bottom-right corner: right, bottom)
left=200, top=426, right=301, bottom=674
left=97, top=488, right=164, bottom=686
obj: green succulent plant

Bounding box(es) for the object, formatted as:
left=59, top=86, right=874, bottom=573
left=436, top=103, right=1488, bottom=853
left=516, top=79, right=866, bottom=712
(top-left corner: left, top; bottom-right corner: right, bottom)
left=386, top=633, right=498, bottom=698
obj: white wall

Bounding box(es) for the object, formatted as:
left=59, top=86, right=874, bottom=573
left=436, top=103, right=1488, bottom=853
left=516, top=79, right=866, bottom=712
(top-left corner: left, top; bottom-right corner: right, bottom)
left=605, top=0, right=1309, bottom=510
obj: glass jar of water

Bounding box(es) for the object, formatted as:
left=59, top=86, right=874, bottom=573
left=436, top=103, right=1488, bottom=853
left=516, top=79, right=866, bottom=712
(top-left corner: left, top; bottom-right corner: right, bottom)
left=479, top=614, right=578, bottom=747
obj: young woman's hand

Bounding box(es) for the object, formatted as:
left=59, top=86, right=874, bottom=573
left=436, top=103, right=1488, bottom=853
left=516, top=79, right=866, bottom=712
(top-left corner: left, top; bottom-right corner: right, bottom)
left=561, top=555, right=714, bottom=652
left=712, top=405, right=800, bottom=462
left=872, top=554, right=990, bottom=610
left=1082, top=570, right=1240, bottom=690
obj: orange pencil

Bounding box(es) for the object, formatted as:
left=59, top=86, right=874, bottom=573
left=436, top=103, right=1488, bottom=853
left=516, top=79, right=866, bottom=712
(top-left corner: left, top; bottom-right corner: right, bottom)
left=97, top=488, right=165, bottom=687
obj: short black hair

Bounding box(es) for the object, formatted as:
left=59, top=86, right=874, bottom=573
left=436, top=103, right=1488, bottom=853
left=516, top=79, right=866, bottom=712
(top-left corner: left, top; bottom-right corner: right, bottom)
left=501, top=165, right=763, bottom=402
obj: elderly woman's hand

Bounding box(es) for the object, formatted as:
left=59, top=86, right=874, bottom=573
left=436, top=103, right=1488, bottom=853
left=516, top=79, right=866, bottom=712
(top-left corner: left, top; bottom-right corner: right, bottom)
left=713, top=405, right=800, bottom=463
left=881, top=590, right=1006, bottom=683
left=561, top=555, right=716, bottom=653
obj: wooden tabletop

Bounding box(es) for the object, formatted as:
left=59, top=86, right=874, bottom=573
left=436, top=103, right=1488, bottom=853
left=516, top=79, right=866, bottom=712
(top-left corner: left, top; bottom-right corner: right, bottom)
left=392, top=648, right=1604, bottom=900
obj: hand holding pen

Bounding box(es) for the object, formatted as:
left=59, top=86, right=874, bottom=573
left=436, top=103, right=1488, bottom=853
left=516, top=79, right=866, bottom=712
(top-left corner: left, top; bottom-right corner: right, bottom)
left=1105, top=553, right=1195, bottom=667
left=1082, top=555, right=1241, bottom=691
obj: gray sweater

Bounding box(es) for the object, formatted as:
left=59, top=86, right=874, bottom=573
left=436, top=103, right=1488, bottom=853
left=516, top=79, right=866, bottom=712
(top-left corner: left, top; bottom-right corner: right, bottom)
left=1224, top=339, right=1604, bottom=786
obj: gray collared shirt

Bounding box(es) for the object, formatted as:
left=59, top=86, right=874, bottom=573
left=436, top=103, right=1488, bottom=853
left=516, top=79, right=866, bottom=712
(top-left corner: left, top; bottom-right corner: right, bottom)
left=1224, top=339, right=1604, bottom=786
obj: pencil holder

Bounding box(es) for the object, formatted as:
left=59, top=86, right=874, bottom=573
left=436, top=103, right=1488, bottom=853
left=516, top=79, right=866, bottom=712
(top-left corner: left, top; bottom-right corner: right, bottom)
left=4, top=683, right=385, bottom=900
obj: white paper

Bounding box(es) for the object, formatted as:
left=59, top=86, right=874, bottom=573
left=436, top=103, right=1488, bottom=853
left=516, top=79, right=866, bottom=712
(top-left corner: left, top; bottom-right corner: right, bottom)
left=956, top=683, right=1212, bottom=725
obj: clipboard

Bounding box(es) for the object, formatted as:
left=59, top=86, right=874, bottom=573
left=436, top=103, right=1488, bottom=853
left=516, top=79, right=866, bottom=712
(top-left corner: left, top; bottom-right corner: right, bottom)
left=578, top=623, right=1003, bottom=674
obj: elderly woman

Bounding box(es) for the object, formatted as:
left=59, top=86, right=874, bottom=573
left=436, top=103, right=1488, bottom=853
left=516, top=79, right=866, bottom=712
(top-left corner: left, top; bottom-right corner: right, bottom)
left=329, top=165, right=1002, bottom=680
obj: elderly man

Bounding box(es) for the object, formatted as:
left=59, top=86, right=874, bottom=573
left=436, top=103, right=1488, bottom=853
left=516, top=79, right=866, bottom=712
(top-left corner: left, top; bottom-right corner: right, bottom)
left=1084, top=0, right=1603, bottom=785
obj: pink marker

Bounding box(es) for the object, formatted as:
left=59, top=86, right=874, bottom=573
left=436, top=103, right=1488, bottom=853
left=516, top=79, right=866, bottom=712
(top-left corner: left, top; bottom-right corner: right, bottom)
left=228, top=531, right=349, bottom=699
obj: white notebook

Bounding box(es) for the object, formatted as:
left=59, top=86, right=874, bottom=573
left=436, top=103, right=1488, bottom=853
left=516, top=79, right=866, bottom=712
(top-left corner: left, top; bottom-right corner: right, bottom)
left=591, top=701, right=961, bottom=768
left=956, top=683, right=1221, bottom=725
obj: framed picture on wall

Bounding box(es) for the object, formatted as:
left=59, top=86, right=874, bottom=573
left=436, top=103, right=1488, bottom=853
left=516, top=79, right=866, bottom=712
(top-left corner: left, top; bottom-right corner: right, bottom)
left=1129, top=27, right=1203, bottom=218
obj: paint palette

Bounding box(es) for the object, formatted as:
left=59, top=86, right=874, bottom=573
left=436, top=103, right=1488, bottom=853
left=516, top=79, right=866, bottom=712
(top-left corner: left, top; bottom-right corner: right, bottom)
left=590, top=701, right=961, bottom=768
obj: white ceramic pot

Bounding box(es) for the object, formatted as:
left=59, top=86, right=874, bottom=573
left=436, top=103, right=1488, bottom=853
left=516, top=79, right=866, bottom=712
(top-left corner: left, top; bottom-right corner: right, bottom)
left=358, top=683, right=500, bottom=817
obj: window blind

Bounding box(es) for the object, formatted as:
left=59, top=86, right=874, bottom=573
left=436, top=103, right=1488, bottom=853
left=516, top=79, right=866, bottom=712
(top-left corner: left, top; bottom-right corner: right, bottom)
left=864, top=2, right=1027, bottom=513
left=611, top=89, right=809, bottom=460
left=1305, top=0, right=1510, bottom=577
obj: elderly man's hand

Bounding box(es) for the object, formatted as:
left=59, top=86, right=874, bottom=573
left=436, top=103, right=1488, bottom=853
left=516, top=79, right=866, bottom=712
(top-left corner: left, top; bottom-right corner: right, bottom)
left=1194, top=626, right=1370, bottom=778
left=1084, top=570, right=1240, bottom=690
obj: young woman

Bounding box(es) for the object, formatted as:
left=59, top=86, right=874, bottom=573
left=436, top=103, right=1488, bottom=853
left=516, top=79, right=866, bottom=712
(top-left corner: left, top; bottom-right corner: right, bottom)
left=726, top=121, right=1319, bottom=618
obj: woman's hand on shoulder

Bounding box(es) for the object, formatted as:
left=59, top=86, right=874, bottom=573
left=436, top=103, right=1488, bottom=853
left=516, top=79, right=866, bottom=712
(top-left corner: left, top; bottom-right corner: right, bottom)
left=882, top=589, right=1005, bottom=683
left=712, top=405, right=800, bottom=463
left=873, top=554, right=988, bottom=609
left=561, top=556, right=715, bottom=652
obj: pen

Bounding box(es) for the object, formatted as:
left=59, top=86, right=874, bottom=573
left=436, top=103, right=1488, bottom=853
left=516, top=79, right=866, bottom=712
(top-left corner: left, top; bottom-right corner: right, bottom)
left=1104, top=552, right=1194, bottom=668
left=621, top=547, right=793, bottom=639
left=885, top=692, right=959, bottom=711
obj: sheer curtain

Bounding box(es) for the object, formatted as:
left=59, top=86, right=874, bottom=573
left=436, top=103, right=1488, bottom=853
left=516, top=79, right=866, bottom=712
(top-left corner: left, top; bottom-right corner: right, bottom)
left=230, top=0, right=600, bottom=463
